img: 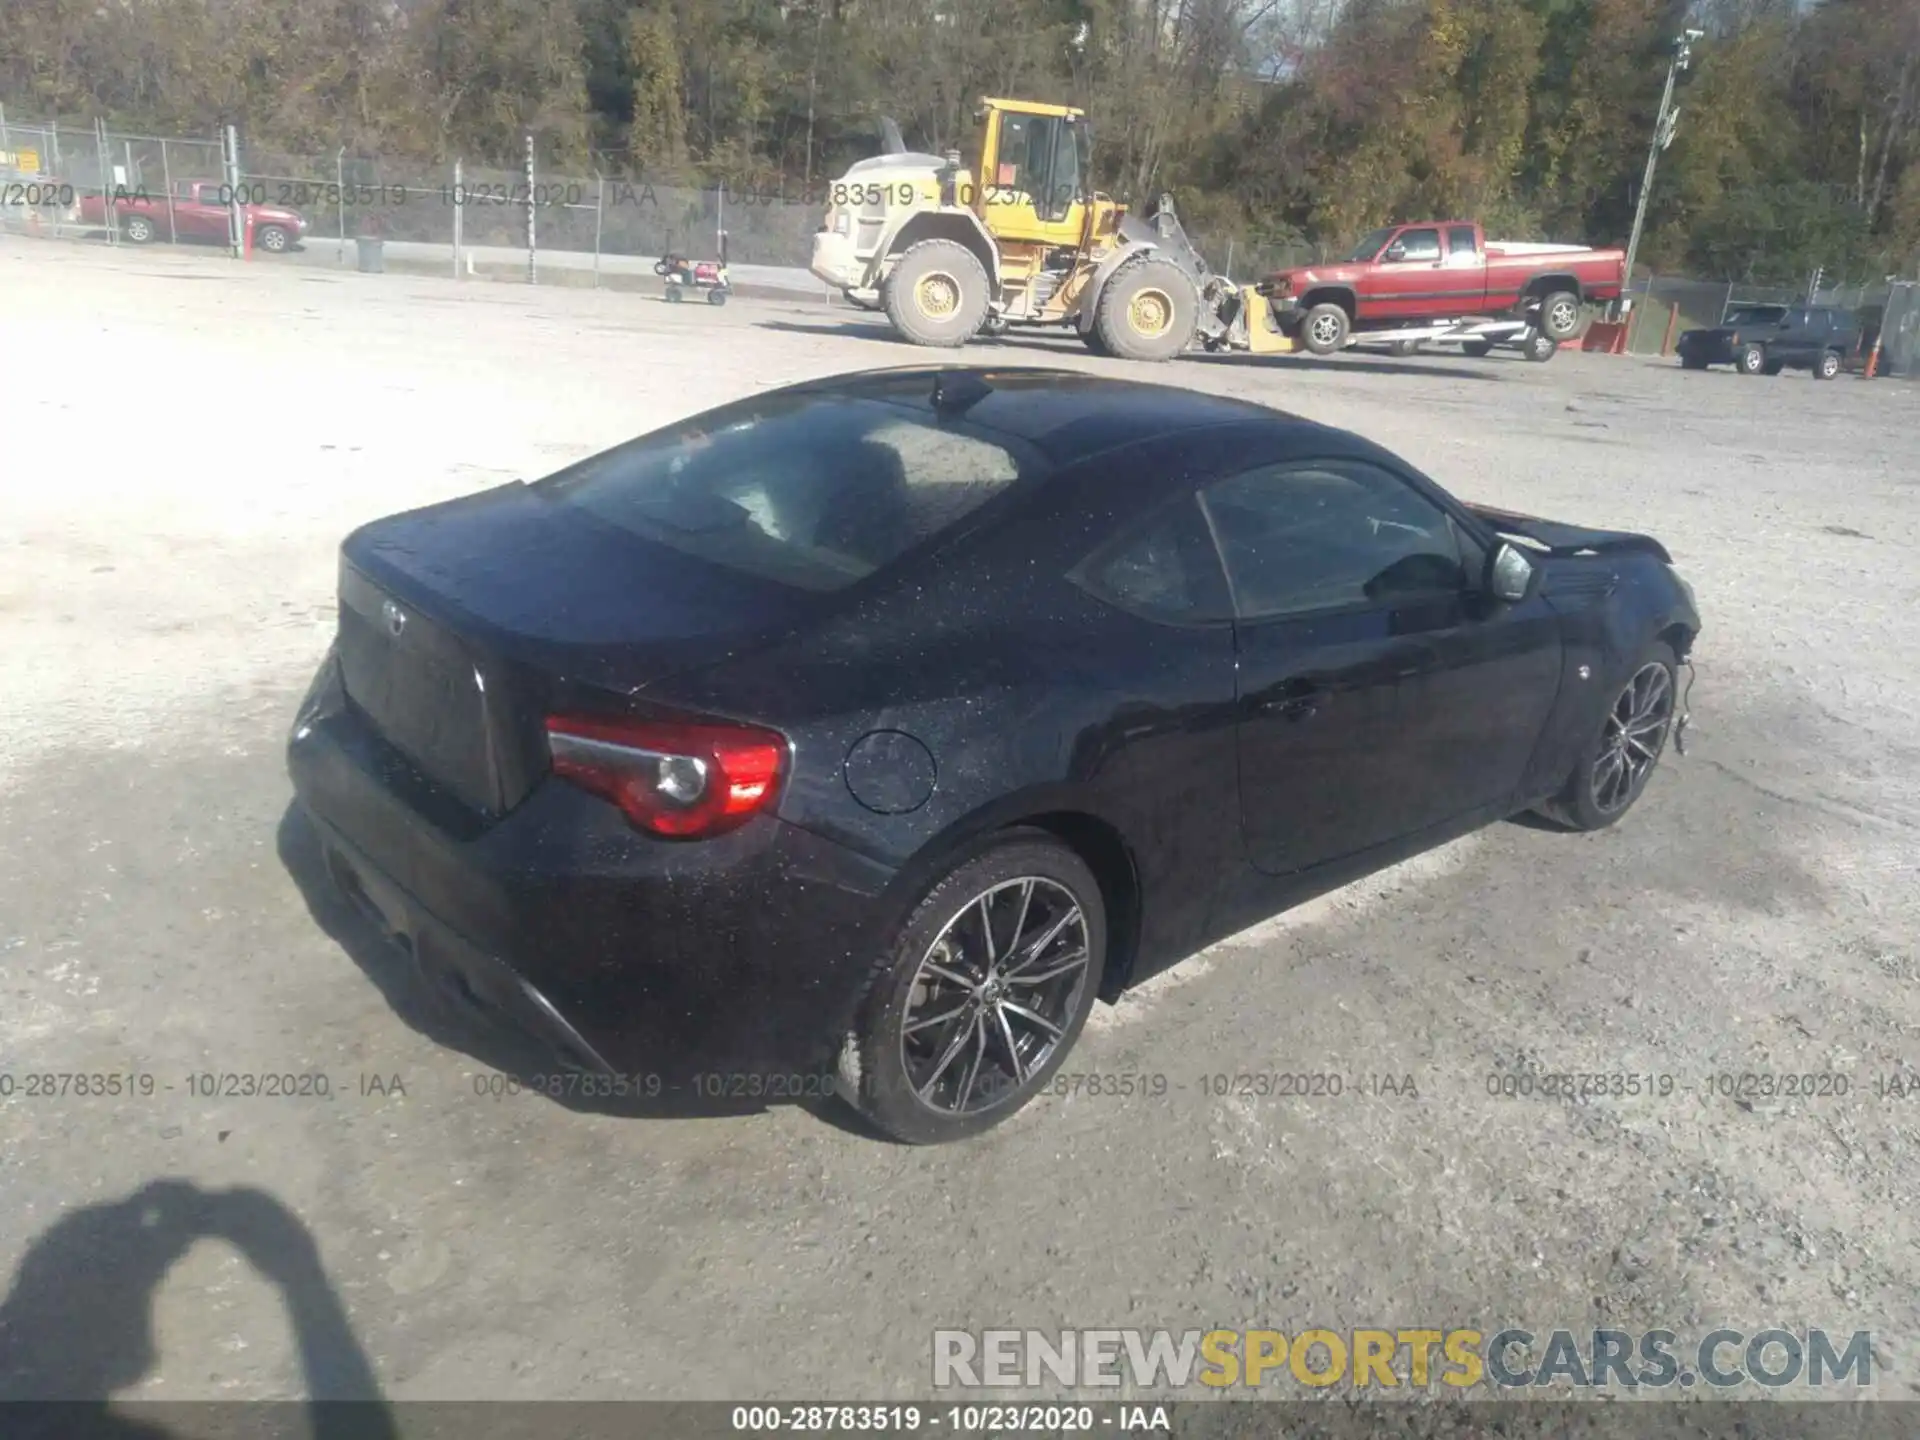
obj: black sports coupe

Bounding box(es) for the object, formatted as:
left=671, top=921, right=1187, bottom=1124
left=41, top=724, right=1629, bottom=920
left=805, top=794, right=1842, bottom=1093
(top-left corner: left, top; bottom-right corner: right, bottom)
left=287, top=365, right=1701, bottom=1144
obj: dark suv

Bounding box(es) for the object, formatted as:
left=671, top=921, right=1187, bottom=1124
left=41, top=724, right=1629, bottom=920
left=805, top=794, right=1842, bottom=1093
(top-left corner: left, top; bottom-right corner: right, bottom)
left=1677, top=304, right=1858, bottom=379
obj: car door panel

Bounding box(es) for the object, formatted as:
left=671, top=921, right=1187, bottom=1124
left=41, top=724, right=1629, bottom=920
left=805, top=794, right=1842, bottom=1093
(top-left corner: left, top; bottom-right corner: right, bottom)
left=1203, top=456, right=1564, bottom=877
left=1368, top=226, right=1446, bottom=322
left=1232, top=608, right=1436, bottom=874
left=1390, top=592, right=1566, bottom=832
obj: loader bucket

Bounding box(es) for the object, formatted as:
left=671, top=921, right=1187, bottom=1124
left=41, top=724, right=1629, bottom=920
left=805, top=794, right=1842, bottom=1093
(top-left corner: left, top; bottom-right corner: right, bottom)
left=1119, top=195, right=1214, bottom=286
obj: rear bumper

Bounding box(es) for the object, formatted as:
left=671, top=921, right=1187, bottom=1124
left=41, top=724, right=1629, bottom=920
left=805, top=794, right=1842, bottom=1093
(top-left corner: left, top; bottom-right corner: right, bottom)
left=286, top=648, right=895, bottom=1086
left=809, top=230, right=866, bottom=290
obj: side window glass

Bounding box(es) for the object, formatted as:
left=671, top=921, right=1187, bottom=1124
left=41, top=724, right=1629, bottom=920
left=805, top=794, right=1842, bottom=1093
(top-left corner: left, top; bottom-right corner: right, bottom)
left=1447, top=225, right=1478, bottom=255
left=1396, top=228, right=1441, bottom=261
left=1071, top=493, right=1231, bottom=623
left=1199, top=461, right=1469, bottom=620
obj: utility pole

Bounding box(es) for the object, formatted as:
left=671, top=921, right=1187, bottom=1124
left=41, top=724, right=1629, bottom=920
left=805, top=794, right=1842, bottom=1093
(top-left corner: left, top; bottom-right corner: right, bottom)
left=1620, top=28, right=1703, bottom=319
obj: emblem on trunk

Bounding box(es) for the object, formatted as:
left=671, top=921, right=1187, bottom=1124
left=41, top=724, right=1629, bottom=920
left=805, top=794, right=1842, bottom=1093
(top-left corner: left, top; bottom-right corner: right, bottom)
left=382, top=599, right=407, bottom=637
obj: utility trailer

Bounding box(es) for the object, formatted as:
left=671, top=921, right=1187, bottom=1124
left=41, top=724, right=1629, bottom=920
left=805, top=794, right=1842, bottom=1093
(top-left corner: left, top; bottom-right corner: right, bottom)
left=1206, top=289, right=1560, bottom=362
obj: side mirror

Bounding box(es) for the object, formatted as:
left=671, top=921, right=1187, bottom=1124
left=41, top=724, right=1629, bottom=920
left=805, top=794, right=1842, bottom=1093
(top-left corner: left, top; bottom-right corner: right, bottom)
left=1384, top=243, right=1407, bottom=262
left=1485, top=542, right=1536, bottom=604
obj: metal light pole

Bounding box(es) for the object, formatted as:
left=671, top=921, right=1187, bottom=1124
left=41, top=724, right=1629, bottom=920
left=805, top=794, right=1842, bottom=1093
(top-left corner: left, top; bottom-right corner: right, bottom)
left=1620, top=28, right=1702, bottom=318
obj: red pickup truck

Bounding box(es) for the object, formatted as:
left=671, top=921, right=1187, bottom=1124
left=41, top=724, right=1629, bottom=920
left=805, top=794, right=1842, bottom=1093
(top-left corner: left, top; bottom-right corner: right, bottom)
left=77, top=179, right=308, bottom=253
left=1256, top=220, right=1627, bottom=355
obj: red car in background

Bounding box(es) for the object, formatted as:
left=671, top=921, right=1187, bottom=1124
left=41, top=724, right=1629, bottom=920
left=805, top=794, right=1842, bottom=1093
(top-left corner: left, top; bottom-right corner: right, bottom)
left=76, top=179, right=308, bottom=253
left=1256, top=220, right=1628, bottom=355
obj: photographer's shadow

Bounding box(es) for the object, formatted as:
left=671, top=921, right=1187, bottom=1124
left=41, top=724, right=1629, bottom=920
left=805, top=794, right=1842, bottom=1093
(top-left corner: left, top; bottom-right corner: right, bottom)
left=0, top=1180, right=395, bottom=1440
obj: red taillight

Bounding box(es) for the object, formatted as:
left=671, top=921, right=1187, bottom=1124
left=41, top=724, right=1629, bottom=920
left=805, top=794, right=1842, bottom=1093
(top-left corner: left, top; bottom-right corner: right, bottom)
left=544, top=712, right=787, bottom=839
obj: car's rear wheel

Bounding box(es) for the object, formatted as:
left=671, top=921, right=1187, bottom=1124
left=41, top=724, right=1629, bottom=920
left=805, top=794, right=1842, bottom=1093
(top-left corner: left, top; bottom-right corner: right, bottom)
left=1814, top=349, right=1841, bottom=380
left=122, top=214, right=156, bottom=243
left=1738, top=343, right=1767, bottom=375
left=1536, top=289, right=1582, bottom=341
left=840, top=832, right=1105, bottom=1144
left=1537, top=641, right=1679, bottom=832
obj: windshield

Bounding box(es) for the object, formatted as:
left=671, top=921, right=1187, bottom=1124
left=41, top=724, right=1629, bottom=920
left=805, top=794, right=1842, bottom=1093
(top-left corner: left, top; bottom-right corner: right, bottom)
left=1725, top=305, right=1787, bottom=327
left=536, top=393, right=1036, bottom=593
left=1344, top=227, right=1397, bottom=262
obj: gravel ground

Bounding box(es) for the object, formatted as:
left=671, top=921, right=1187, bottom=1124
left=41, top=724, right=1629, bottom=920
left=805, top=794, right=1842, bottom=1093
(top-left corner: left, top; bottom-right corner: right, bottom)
left=2, top=240, right=1919, bottom=1414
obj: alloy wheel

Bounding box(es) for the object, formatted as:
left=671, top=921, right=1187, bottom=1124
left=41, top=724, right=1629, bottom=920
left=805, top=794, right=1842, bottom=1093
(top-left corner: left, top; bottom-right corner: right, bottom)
left=1547, top=297, right=1577, bottom=334
left=1309, top=311, right=1343, bottom=348
left=1591, top=661, right=1674, bottom=814
left=899, top=877, right=1091, bottom=1115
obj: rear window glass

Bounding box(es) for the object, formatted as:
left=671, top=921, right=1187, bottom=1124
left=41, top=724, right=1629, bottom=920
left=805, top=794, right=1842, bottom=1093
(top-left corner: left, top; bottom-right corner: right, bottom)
left=535, top=393, right=1037, bottom=592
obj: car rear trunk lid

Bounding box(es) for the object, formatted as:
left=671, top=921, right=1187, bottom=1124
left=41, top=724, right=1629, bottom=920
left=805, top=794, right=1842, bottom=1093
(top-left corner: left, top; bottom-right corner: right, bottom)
left=333, top=482, right=811, bottom=820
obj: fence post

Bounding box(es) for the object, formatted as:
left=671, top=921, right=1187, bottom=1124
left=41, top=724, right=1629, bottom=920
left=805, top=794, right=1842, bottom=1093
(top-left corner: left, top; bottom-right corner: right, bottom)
left=160, top=138, right=178, bottom=242
left=223, top=123, right=242, bottom=258
left=452, top=158, right=463, bottom=278
left=593, top=171, right=605, bottom=288
left=525, top=132, right=536, bottom=285
left=95, top=117, right=116, bottom=246
left=0, top=103, right=9, bottom=155
left=336, top=147, right=347, bottom=263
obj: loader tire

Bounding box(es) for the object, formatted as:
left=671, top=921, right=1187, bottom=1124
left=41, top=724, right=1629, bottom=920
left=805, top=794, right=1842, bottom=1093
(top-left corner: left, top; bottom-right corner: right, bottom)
left=1093, top=257, right=1197, bottom=362
left=883, top=239, right=989, bottom=349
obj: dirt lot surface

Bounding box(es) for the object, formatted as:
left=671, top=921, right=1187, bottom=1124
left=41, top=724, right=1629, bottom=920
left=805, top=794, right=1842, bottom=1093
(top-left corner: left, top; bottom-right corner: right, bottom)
left=3, top=240, right=1919, bottom=1413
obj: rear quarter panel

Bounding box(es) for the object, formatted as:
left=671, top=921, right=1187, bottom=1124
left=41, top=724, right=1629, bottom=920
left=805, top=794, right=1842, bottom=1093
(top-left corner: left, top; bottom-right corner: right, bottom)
left=642, top=430, right=1257, bottom=992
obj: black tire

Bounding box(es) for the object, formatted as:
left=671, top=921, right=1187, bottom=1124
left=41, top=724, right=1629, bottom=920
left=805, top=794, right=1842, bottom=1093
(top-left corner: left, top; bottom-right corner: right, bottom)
left=882, top=238, right=989, bottom=348
left=1536, top=289, right=1582, bottom=341
left=1814, top=349, right=1841, bottom=380
left=1299, top=301, right=1350, bottom=356
left=1522, top=330, right=1557, bottom=363
left=255, top=223, right=290, bottom=253
left=707, top=287, right=729, bottom=306
left=1535, top=640, right=1680, bottom=832
left=839, top=831, right=1106, bottom=1145
left=1461, top=340, right=1494, bottom=358
left=664, top=285, right=683, bottom=303
left=122, top=214, right=157, bottom=243
left=1390, top=339, right=1421, bottom=357
left=1737, top=342, right=1766, bottom=375
left=1093, top=256, right=1197, bottom=362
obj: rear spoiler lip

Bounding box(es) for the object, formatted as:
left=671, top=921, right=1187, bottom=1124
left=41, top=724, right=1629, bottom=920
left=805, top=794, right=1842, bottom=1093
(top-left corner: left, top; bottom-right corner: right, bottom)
left=1463, top=502, right=1674, bottom=564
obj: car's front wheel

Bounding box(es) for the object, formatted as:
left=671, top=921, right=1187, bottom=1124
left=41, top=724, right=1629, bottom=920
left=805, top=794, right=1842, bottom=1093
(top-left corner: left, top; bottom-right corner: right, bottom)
left=1814, top=349, right=1842, bottom=380
left=255, top=223, right=291, bottom=253
left=1538, top=641, right=1680, bottom=832
left=1737, top=343, right=1767, bottom=375
left=841, top=832, right=1105, bottom=1144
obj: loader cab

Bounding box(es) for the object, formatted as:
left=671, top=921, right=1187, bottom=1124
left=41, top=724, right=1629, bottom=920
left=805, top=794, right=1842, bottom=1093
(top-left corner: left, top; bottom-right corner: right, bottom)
left=972, top=99, right=1099, bottom=249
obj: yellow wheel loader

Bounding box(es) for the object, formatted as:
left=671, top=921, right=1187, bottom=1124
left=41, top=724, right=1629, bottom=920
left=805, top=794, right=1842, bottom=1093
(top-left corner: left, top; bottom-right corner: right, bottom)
left=808, top=98, right=1241, bottom=362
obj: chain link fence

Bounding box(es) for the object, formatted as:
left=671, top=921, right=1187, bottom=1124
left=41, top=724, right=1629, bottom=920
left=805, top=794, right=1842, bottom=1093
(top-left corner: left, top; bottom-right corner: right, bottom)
left=7, top=101, right=1919, bottom=379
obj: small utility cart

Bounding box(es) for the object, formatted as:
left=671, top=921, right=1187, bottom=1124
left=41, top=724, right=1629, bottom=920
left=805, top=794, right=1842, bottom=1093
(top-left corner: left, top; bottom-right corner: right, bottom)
left=656, top=229, right=731, bottom=305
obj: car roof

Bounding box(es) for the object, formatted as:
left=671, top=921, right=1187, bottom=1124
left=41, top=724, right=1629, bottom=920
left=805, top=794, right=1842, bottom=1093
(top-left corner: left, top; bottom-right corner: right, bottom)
left=779, top=365, right=1325, bottom=466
